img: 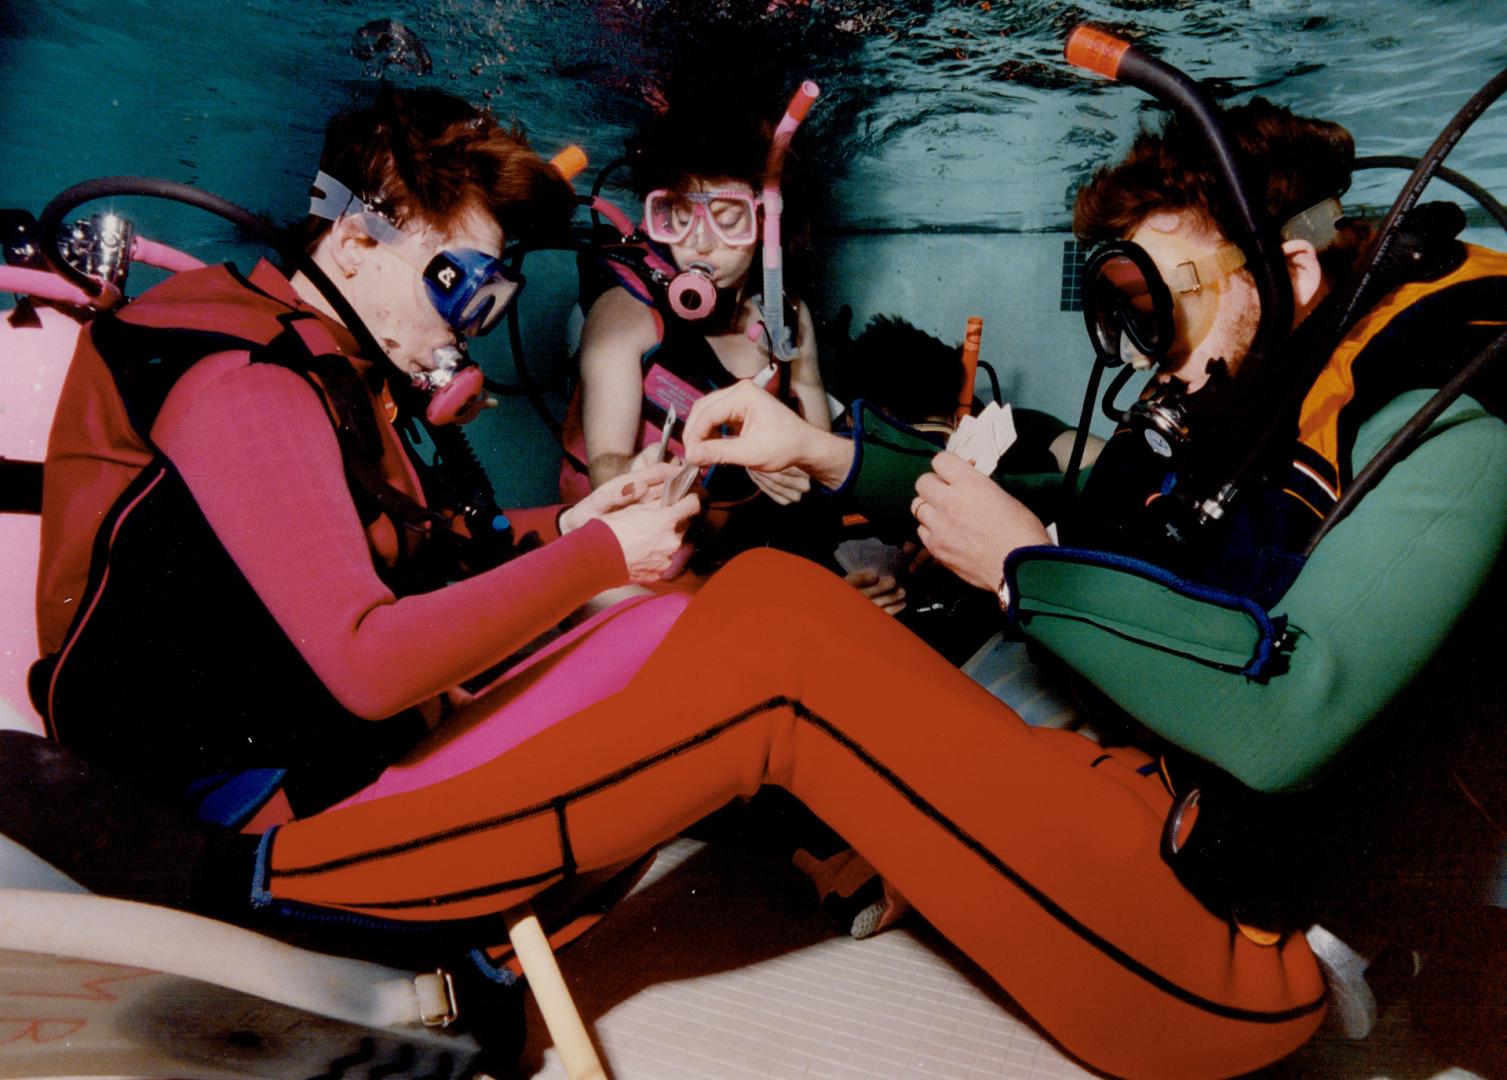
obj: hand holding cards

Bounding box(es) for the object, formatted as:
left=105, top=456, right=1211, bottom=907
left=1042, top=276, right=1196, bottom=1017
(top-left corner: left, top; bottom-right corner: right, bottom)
left=662, top=463, right=701, bottom=507
left=945, top=402, right=1017, bottom=475
left=834, top=536, right=908, bottom=580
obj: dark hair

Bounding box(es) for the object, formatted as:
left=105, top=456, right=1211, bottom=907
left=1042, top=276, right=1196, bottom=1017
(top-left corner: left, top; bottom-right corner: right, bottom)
left=628, top=41, right=790, bottom=198
left=626, top=59, right=817, bottom=293
left=631, top=105, right=775, bottom=198
left=839, top=315, right=963, bottom=424
left=293, top=85, right=576, bottom=251
left=1073, top=97, right=1368, bottom=279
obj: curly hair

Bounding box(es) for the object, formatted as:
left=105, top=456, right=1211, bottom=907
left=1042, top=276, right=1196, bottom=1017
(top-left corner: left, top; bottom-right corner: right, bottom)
left=1074, top=97, right=1367, bottom=278
left=294, top=85, right=576, bottom=250
left=839, top=315, right=963, bottom=424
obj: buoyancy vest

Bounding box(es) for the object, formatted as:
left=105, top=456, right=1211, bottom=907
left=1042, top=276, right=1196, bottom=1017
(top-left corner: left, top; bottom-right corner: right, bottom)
left=33, top=263, right=440, bottom=816
left=1076, top=242, right=1507, bottom=607
left=558, top=277, right=792, bottom=505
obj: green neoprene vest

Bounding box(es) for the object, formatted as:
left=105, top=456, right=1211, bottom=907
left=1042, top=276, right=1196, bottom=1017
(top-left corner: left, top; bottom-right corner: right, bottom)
left=834, top=394, right=1507, bottom=793
left=1011, top=392, right=1507, bottom=792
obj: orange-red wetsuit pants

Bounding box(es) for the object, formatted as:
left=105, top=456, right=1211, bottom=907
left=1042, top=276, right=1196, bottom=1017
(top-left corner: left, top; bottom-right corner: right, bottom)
left=259, top=549, right=1325, bottom=1079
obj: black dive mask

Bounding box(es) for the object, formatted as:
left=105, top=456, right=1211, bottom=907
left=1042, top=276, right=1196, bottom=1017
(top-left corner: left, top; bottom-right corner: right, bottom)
left=1082, top=238, right=1248, bottom=369
left=1083, top=241, right=1176, bottom=366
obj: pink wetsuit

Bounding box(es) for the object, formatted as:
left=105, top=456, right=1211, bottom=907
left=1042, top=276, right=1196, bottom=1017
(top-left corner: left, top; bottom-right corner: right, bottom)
left=37, top=262, right=687, bottom=813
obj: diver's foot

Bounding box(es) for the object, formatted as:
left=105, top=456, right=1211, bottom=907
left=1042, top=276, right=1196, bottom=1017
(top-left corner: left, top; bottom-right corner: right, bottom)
left=793, top=847, right=911, bottom=939
left=1305, top=923, right=1377, bottom=1039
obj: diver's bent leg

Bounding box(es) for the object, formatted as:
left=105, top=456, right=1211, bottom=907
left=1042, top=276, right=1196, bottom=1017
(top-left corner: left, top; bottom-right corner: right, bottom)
left=333, top=591, right=691, bottom=810
left=262, top=549, right=1324, bottom=1080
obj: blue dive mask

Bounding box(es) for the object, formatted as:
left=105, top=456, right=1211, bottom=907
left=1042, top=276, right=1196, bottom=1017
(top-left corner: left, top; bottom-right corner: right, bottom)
left=309, top=170, right=523, bottom=338
left=420, top=247, right=523, bottom=338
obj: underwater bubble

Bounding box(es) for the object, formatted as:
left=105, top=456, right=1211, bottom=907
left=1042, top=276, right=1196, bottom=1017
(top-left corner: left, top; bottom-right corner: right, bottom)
left=350, top=19, right=433, bottom=77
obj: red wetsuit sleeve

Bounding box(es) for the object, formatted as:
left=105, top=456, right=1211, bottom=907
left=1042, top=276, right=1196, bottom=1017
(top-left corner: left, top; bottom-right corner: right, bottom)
left=151, top=353, right=628, bottom=719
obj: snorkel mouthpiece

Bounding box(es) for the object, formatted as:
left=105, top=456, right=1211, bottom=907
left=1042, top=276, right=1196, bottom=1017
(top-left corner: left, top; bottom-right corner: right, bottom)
left=415, top=345, right=485, bottom=425
left=667, top=262, right=718, bottom=320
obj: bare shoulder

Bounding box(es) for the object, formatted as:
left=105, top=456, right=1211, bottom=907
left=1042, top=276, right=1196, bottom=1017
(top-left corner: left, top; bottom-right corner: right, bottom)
left=582, top=285, right=660, bottom=350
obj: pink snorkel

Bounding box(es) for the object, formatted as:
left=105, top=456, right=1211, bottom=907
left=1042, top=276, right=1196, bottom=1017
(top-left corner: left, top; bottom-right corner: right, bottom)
left=755, top=79, right=820, bottom=362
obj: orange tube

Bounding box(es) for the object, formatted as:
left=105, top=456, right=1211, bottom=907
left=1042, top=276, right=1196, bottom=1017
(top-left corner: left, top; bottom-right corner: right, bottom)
left=1064, top=26, right=1131, bottom=80
left=550, top=145, right=589, bottom=182
left=956, top=315, right=983, bottom=425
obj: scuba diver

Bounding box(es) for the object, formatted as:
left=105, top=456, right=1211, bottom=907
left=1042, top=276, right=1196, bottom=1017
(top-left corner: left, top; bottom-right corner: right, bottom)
left=31, top=84, right=702, bottom=819
left=559, top=74, right=836, bottom=579
left=11, top=34, right=1507, bottom=1080
left=673, top=73, right=1507, bottom=1076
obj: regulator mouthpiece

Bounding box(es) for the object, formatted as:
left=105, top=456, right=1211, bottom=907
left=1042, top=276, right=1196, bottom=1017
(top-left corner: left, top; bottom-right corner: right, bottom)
left=414, top=345, right=486, bottom=425
left=667, top=262, right=718, bottom=320
left=1126, top=388, right=1191, bottom=459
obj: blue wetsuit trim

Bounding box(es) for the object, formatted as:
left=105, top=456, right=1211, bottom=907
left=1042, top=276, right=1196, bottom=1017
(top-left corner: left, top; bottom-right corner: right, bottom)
left=1003, top=545, right=1287, bottom=678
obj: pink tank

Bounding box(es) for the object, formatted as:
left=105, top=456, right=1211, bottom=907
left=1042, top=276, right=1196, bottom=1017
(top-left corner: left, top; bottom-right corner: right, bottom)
left=0, top=305, right=81, bottom=733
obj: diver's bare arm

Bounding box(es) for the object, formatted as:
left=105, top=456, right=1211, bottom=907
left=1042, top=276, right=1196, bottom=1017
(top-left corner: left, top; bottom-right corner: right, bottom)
left=683, top=382, right=855, bottom=489
left=787, top=300, right=832, bottom=432
left=579, top=288, right=659, bottom=489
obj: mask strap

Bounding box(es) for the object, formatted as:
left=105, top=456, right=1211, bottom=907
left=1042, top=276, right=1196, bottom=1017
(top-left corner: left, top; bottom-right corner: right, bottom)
left=308, top=170, right=408, bottom=247
left=1167, top=242, right=1246, bottom=296
left=1279, top=196, right=1343, bottom=253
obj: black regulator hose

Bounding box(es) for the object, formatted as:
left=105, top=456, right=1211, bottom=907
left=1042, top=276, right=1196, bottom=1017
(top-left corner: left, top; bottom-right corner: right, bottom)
left=1336, top=65, right=1507, bottom=339
left=588, top=157, right=633, bottom=235
left=1100, top=364, right=1139, bottom=424
left=1354, top=155, right=1507, bottom=237
left=498, top=238, right=595, bottom=432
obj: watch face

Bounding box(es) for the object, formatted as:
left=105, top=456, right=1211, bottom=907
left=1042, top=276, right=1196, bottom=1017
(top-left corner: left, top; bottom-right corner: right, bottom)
left=1145, top=429, right=1173, bottom=458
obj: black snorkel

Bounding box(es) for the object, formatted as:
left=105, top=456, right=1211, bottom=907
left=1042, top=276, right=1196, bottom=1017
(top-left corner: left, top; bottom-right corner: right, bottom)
left=1063, top=28, right=1294, bottom=541
left=1064, top=30, right=1507, bottom=559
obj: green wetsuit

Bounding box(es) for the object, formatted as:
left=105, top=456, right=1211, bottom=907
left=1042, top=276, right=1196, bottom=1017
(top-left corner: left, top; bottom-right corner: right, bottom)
left=831, top=391, right=1507, bottom=793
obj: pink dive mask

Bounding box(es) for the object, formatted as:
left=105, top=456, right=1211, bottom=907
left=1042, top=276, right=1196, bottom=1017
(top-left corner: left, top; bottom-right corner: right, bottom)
left=643, top=189, right=760, bottom=248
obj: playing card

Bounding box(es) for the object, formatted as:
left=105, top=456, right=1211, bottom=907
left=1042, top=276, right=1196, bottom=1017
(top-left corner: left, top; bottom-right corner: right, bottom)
left=985, top=401, right=1017, bottom=464
left=946, top=403, right=1017, bottom=475
left=663, top=462, right=699, bottom=506
left=834, top=537, right=907, bottom=579
left=946, top=415, right=977, bottom=458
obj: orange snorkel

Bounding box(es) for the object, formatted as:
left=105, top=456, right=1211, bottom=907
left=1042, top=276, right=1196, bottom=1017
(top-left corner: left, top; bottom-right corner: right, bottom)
left=956, top=316, right=983, bottom=426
